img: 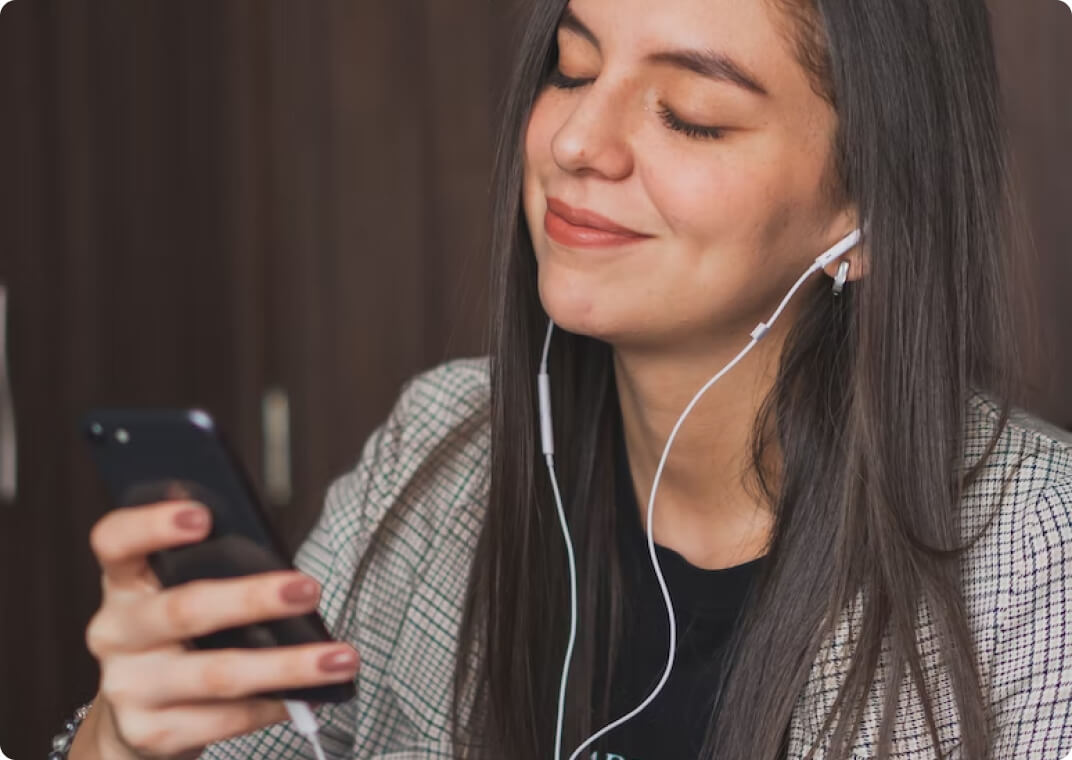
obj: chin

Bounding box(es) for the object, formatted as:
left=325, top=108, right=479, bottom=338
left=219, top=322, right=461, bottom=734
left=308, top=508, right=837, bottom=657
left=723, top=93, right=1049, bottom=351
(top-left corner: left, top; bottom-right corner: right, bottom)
left=536, top=268, right=620, bottom=342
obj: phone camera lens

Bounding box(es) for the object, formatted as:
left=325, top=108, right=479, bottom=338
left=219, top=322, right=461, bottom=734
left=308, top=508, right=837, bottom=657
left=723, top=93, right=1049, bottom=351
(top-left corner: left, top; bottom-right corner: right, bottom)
left=86, top=423, right=105, bottom=443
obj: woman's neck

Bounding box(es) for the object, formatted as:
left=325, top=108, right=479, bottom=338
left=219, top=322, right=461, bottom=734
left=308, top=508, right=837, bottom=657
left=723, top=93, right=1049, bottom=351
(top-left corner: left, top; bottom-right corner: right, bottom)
left=612, top=334, right=784, bottom=570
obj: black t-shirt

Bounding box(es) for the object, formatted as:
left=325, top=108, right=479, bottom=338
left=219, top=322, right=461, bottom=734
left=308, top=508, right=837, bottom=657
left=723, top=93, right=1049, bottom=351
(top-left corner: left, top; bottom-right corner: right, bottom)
left=589, top=413, right=775, bottom=760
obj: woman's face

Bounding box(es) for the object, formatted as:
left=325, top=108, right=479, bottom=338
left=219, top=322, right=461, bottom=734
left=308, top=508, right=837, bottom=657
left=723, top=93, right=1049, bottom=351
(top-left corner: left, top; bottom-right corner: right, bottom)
left=522, top=0, right=855, bottom=352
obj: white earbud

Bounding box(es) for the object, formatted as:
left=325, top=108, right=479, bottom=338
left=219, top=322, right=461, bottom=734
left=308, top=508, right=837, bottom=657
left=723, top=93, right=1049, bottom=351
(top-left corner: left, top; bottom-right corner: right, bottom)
left=539, top=226, right=863, bottom=760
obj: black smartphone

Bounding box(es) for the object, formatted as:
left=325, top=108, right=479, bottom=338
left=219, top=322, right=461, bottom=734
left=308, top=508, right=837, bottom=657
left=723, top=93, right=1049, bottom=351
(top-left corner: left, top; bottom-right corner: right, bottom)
left=80, top=407, right=356, bottom=704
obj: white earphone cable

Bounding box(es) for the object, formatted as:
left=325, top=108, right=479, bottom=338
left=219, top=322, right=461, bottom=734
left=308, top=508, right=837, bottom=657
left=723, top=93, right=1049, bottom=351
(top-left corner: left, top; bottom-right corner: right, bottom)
left=285, top=700, right=328, bottom=760
left=542, top=228, right=862, bottom=760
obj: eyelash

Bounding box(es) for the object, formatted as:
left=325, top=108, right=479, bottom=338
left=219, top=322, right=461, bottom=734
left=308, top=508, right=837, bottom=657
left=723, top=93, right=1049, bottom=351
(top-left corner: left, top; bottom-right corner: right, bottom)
left=545, top=67, right=727, bottom=141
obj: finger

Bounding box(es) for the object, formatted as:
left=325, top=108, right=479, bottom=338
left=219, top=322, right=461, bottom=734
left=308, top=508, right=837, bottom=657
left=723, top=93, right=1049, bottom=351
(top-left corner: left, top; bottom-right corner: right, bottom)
left=104, top=642, right=360, bottom=707
left=90, top=501, right=212, bottom=588
left=110, top=698, right=290, bottom=758
left=97, top=571, right=321, bottom=653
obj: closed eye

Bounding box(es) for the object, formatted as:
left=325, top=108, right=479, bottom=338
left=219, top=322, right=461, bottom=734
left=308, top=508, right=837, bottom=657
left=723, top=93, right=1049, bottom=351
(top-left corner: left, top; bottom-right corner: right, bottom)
left=545, top=67, right=728, bottom=141
left=656, top=106, right=727, bottom=140
left=546, top=66, right=591, bottom=90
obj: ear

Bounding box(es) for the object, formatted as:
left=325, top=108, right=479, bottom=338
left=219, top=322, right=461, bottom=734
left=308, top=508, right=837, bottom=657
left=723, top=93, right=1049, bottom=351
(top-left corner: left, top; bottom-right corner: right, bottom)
left=819, top=206, right=869, bottom=282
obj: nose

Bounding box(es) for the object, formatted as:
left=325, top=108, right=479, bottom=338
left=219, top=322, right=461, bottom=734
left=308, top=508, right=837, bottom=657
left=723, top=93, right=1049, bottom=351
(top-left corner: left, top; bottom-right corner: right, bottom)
left=550, top=85, right=635, bottom=180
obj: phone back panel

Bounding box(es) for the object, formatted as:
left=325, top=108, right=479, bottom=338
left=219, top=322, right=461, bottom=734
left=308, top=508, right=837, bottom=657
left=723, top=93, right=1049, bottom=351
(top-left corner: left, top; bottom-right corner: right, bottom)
left=81, top=408, right=356, bottom=703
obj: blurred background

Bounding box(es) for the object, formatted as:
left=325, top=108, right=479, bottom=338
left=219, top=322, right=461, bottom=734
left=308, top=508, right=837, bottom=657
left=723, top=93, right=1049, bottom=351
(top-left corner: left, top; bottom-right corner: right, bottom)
left=0, top=0, right=1068, bottom=755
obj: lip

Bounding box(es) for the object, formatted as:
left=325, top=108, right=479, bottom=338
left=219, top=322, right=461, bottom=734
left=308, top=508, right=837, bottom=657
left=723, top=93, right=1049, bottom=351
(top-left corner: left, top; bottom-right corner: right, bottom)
left=546, top=197, right=648, bottom=236
left=544, top=197, right=652, bottom=248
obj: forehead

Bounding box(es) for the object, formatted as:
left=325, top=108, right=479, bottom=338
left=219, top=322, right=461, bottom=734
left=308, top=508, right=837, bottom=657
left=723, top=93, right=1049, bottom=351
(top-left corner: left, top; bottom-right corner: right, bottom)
left=559, top=0, right=806, bottom=101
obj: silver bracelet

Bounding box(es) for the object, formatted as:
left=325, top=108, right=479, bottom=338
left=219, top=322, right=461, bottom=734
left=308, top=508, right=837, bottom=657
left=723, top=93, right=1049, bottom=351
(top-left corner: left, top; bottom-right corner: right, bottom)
left=48, top=701, right=93, bottom=759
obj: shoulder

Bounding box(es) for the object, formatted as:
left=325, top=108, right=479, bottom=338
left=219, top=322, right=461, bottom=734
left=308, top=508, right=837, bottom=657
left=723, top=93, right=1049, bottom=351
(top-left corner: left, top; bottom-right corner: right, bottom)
left=383, top=354, right=493, bottom=504
left=391, top=355, right=492, bottom=436
left=314, top=356, right=492, bottom=574
left=962, top=391, right=1072, bottom=542
left=966, top=390, right=1072, bottom=467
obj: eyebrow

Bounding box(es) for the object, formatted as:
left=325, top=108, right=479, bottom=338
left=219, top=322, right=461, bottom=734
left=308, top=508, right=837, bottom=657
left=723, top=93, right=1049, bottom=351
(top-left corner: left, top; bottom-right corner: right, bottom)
left=557, top=7, right=771, bottom=98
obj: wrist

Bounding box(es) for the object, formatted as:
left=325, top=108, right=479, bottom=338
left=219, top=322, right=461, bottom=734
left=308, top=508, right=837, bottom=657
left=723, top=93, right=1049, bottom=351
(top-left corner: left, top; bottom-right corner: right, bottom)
left=51, top=700, right=94, bottom=760
left=67, top=696, right=141, bottom=760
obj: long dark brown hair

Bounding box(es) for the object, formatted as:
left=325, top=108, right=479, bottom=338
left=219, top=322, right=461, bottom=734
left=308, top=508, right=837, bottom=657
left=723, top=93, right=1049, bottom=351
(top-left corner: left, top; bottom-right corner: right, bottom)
left=450, top=0, right=1039, bottom=757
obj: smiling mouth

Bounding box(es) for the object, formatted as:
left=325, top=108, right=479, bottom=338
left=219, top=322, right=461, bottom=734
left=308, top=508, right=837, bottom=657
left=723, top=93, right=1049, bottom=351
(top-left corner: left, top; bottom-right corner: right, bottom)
left=545, top=197, right=649, bottom=236
left=544, top=198, right=653, bottom=248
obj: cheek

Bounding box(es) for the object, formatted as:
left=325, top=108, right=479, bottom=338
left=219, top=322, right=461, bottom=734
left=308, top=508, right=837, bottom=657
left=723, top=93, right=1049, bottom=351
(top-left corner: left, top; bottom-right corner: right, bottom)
left=634, top=147, right=801, bottom=322
left=640, top=148, right=767, bottom=243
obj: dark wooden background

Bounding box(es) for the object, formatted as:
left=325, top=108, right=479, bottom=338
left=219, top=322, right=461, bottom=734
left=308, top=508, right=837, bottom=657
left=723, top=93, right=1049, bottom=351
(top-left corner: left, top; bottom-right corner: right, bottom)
left=0, top=1, right=1068, bottom=756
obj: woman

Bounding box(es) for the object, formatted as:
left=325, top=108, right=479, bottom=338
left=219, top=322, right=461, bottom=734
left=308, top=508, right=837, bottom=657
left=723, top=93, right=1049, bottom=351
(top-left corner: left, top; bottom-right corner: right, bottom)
left=64, top=0, right=1071, bottom=758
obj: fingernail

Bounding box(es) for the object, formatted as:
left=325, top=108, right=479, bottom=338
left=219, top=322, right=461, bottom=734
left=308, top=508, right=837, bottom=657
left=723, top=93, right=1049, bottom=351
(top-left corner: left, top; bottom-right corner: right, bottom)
left=318, top=648, right=358, bottom=673
left=174, top=507, right=209, bottom=530
left=280, top=578, right=318, bottom=604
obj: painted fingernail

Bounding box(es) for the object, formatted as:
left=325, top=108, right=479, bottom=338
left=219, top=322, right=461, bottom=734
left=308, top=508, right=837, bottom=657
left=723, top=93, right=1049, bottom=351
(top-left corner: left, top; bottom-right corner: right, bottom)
left=280, top=578, right=318, bottom=604
left=174, top=507, right=209, bottom=530
left=318, top=648, right=359, bottom=673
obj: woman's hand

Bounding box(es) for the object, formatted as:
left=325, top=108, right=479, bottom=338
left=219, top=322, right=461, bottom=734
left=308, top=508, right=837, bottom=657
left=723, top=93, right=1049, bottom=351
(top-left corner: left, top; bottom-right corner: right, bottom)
left=71, top=499, right=360, bottom=760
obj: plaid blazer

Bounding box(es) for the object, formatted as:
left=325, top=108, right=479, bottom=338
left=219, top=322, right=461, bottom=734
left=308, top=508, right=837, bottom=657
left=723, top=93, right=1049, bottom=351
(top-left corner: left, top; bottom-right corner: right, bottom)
left=201, top=356, right=1072, bottom=759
